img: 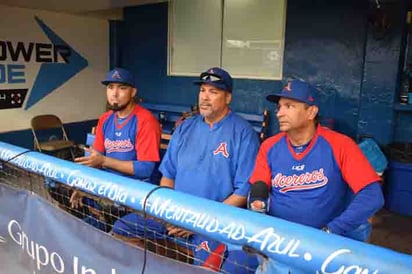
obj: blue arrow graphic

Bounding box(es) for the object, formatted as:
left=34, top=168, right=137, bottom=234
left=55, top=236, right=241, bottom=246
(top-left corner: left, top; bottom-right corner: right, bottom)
left=25, top=16, right=88, bottom=109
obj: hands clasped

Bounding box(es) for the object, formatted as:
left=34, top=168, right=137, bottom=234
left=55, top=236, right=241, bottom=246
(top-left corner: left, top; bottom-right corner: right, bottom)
left=165, top=224, right=193, bottom=238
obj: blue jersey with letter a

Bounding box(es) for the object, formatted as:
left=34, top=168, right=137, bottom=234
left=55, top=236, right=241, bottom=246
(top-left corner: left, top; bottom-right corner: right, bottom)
left=160, top=111, right=260, bottom=201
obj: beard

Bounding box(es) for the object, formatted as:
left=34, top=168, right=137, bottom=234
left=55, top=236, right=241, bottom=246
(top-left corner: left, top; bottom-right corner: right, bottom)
left=108, top=100, right=131, bottom=111
left=109, top=103, right=125, bottom=111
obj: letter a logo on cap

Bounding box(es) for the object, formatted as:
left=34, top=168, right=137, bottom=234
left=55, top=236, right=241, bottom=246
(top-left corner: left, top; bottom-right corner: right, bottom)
left=112, top=70, right=121, bottom=80
left=284, top=82, right=292, bottom=92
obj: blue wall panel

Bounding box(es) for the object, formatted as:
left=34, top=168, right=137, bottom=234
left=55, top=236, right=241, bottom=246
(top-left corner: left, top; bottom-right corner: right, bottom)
left=283, top=1, right=367, bottom=137
left=358, top=3, right=403, bottom=144
left=115, top=0, right=407, bottom=144
left=1, top=1, right=409, bottom=148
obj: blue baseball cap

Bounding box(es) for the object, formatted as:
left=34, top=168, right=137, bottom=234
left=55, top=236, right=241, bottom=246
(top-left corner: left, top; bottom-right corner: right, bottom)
left=266, top=79, right=317, bottom=106
left=194, top=67, right=233, bottom=93
left=101, top=68, right=135, bottom=88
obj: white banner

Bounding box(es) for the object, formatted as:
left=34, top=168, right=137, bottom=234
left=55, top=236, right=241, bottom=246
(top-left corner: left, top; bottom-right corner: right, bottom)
left=0, top=183, right=212, bottom=274
left=0, top=5, right=109, bottom=132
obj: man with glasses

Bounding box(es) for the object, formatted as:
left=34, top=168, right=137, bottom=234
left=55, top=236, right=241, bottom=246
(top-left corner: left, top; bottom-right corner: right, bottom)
left=112, top=67, right=260, bottom=273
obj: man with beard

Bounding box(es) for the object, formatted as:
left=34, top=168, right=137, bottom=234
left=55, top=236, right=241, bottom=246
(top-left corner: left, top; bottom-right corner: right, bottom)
left=112, top=67, right=260, bottom=273
left=74, top=67, right=160, bottom=179
left=70, top=68, right=161, bottom=229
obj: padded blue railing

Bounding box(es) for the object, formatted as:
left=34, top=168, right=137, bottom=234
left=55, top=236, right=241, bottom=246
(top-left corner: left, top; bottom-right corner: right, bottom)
left=1, top=141, right=410, bottom=273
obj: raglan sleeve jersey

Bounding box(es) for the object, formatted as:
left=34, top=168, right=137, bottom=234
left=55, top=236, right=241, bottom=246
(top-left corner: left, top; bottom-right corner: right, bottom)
left=93, top=105, right=161, bottom=178
left=249, top=126, right=380, bottom=229
left=159, top=112, right=260, bottom=202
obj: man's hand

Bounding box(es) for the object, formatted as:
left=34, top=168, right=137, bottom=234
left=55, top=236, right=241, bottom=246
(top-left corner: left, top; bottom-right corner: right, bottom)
left=70, top=190, right=83, bottom=209
left=250, top=200, right=266, bottom=211
left=165, top=224, right=193, bottom=238
left=74, top=147, right=104, bottom=168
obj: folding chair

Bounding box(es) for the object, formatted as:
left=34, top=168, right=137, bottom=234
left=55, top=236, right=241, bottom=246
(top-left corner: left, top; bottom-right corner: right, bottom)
left=31, top=114, right=75, bottom=161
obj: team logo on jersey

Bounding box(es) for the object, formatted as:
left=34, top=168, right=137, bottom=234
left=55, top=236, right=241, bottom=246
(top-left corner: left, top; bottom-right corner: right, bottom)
left=115, top=132, right=122, bottom=137
left=272, top=168, right=328, bottom=193
left=104, top=138, right=133, bottom=153
left=213, top=142, right=229, bottom=158
left=292, top=164, right=305, bottom=171
left=111, top=70, right=122, bottom=80
left=196, top=241, right=211, bottom=252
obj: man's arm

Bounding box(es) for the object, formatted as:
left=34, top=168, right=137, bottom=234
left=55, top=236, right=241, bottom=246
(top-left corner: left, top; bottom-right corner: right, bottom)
left=223, top=193, right=247, bottom=207
left=160, top=176, right=175, bottom=188
left=75, top=147, right=154, bottom=178
left=160, top=176, right=194, bottom=237
left=102, top=156, right=135, bottom=176
left=327, top=182, right=384, bottom=235
left=326, top=136, right=384, bottom=235
left=231, top=127, right=261, bottom=199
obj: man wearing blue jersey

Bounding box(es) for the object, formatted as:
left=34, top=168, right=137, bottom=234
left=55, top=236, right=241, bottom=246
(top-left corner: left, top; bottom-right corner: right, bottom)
left=73, top=67, right=160, bottom=178
left=251, top=79, right=383, bottom=236
left=70, top=68, right=161, bottom=229
left=249, top=79, right=384, bottom=272
left=112, top=67, right=260, bottom=272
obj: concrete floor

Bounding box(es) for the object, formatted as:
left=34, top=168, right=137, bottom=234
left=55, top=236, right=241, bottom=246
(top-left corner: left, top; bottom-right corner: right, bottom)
left=369, top=208, right=412, bottom=255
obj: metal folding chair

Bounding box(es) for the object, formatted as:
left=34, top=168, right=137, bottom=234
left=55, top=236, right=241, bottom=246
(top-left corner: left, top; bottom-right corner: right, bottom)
left=31, top=114, right=75, bottom=161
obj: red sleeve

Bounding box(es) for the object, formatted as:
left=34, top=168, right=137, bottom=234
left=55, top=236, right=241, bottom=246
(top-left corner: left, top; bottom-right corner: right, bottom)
left=322, top=128, right=380, bottom=193
left=249, top=133, right=285, bottom=187
left=135, top=108, right=161, bottom=162
left=93, top=111, right=112, bottom=154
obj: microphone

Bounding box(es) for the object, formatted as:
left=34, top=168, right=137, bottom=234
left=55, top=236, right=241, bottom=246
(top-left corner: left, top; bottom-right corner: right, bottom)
left=247, top=181, right=270, bottom=214
left=243, top=181, right=271, bottom=256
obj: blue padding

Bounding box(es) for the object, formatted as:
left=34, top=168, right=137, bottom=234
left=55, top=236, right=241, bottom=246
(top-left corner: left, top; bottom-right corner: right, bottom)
left=1, top=141, right=411, bottom=274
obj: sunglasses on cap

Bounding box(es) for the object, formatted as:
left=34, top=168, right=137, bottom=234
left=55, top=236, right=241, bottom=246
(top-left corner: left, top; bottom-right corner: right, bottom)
left=200, top=72, right=224, bottom=82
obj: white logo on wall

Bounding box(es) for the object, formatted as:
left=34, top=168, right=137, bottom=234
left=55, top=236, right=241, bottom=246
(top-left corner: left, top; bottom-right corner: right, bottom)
left=0, top=16, right=88, bottom=110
